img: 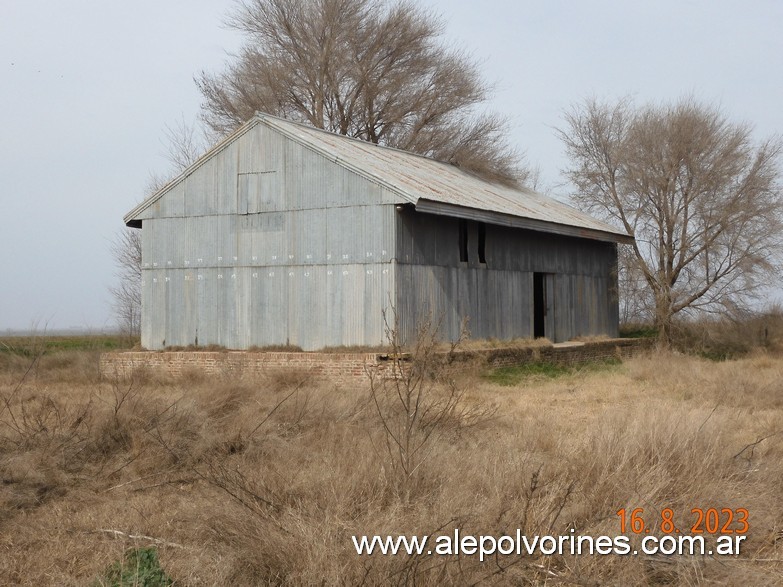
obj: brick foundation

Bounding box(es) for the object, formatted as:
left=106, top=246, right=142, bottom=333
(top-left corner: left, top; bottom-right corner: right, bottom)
left=99, top=338, right=651, bottom=386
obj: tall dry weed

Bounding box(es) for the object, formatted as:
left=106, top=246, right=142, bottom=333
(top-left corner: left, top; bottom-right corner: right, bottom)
left=1, top=345, right=783, bottom=584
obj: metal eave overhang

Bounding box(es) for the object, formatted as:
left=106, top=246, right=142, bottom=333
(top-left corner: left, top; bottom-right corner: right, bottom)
left=413, top=199, right=635, bottom=244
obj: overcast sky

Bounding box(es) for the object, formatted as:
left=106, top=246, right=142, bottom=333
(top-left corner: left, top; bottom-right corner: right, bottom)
left=1, top=0, right=781, bottom=332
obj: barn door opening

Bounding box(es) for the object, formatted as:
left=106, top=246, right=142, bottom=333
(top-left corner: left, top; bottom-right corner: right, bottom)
left=533, top=273, right=555, bottom=340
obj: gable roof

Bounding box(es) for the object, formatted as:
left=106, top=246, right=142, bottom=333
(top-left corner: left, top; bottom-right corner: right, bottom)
left=125, top=113, right=633, bottom=243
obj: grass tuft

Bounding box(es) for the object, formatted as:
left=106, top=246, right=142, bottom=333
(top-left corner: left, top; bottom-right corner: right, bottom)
left=94, top=547, right=172, bottom=587
left=485, top=357, right=622, bottom=385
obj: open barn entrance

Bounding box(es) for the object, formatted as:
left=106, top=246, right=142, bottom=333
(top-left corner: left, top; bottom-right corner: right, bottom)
left=533, top=273, right=554, bottom=340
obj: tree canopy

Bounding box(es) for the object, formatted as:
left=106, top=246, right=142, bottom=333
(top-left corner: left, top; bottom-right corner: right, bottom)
left=559, top=97, right=783, bottom=342
left=196, top=0, right=527, bottom=185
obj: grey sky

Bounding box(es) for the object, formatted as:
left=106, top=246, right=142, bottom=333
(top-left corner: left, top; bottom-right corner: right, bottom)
left=1, top=0, right=781, bottom=331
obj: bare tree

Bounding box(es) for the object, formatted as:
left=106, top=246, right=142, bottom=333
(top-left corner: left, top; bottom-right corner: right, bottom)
left=143, top=117, right=211, bottom=197
left=196, top=0, right=527, bottom=185
left=112, top=1, right=529, bottom=332
left=559, top=97, right=783, bottom=343
left=160, top=116, right=212, bottom=173
left=617, top=244, right=653, bottom=325
left=110, top=228, right=142, bottom=336
left=110, top=119, right=207, bottom=335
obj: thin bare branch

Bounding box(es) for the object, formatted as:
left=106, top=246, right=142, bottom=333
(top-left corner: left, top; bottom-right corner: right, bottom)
left=196, top=0, right=528, bottom=185
left=559, top=97, right=783, bottom=343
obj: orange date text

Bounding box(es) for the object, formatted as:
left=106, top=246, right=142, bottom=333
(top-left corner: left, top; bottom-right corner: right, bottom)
left=616, top=507, right=748, bottom=535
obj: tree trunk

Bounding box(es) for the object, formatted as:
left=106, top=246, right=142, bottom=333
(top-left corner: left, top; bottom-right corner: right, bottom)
left=654, top=291, right=673, bottom=347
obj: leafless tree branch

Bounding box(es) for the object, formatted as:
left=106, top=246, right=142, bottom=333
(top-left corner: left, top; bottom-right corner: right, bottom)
left=558, top=97, right=783, bottom=343
left=196, top=0, right=528, bottom=185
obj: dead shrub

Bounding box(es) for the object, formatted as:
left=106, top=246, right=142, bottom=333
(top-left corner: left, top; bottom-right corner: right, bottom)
left=178, top=365, right=209, bottom=385
left=3, top=336, right=783, bottom=584
left=669, top=305, right=783, bottom=359
left=366, top=309, right=497, bottom=502
left=265, top=366, right=314, bottom=391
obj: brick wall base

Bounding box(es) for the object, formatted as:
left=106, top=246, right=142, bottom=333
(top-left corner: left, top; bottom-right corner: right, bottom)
left=99, top=339, right=652, bottom=386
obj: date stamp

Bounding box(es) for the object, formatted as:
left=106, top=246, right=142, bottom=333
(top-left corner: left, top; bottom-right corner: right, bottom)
left=617, top=508, right=749, bottom=535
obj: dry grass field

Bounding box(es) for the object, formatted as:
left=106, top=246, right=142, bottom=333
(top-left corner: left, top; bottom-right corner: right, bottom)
left=1, top=337, right=783, bottom=585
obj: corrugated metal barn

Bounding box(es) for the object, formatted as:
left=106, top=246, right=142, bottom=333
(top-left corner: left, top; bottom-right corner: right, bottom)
left=124, top=113, right=633, bottom=351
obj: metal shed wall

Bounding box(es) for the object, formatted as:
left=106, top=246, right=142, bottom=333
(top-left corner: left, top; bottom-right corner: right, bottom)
left=394, top=209, right=619, bottom=343
left=139, top=123, right=397, bottom=350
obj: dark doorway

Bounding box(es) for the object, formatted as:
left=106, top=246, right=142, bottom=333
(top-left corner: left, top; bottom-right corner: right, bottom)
left=533, top=273, right=546, bottom=338
left=533, top=272, right=554, bottom=339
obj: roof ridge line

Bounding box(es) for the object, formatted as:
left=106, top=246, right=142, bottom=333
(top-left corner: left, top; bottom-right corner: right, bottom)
left=254, top=111, right=541, bottom=195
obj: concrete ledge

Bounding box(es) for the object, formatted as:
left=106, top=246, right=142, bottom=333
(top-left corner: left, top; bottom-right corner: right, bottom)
left=99, top=338, right=652, bottom=384
left=457, top=338, right=654, bottom=368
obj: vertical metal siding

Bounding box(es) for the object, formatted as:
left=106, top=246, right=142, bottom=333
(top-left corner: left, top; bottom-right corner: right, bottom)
left=292, top=208, right=327, bottom=265
left=217, top=141, right=239, bottom=215
left=138, top=120, right=616, bottom=350
left=184, top=158, right=214, bottom=216
left=393, top=209, right=618, bottom=344
left=158, top=183, right=185, bottom=218
left=139, top=122, right=398, bottom=350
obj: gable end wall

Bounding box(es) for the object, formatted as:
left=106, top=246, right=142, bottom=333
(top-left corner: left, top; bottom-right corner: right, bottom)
left=139, top=122, right=398, bottom=350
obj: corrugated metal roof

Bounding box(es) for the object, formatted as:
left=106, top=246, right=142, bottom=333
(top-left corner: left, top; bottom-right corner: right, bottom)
left=126, top=113, right=632, bottom=243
